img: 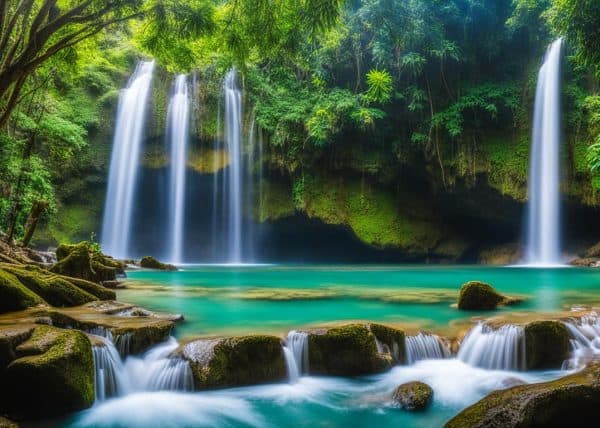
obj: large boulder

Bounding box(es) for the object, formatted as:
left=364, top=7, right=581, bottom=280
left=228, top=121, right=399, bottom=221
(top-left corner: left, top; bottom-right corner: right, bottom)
left=180, top=335, right=286, bottom=389
left=457, top=281, right=517, bottom=310
left=393, top=381, right=433, bottom=410
left=445, top=363, right=600, bottom=428
left=139, top=256, right=177, bottom=271
left=51, top=242, right=125, bottom=284
left=0, top=325, right=94, bottom=419
left=306, top=323, right=404, bottom=376
left=524, top=321, right=570, bottom=369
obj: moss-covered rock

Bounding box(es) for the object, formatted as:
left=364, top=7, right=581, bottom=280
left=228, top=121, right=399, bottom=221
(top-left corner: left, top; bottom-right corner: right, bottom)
left=51, top=242, right=124, bottom=283
left=458, top=281, right=517, bottom=310
left=369, top=323, right=406, bottom=364
left=0, top=325, right=94, bottom=419
left=0, top=269, right=46, bottom=313
left=307, top=324, right=392, bottom=376
left=393, top=381, right=433, bottom=410
left=445, top=363, right=600, bottom=428
left=524, top=321, right=570, bottom=369
left=139, top=256, right=177, bottom=271
left=181, top=335, right=287, bottom=389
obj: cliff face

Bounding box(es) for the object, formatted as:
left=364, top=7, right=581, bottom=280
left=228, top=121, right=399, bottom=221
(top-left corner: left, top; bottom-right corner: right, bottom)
left=32, top=64, right=600, bottom=262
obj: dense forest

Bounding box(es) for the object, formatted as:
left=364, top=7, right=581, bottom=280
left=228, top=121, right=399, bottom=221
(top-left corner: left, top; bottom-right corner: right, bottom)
left=1, top=0, right=600, bottom=261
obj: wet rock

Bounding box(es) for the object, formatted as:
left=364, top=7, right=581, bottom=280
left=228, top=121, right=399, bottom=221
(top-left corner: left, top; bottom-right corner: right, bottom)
left=524, top=321, right=570, bottom=369
left=569, top=257, right=600, bottom=267
left=457, top=281, right=519, bottom=310
left=180, top=335, right=286, bottom=389
left=139, top=256, right=177, bottom=271
left=0, top=325, right=94, bottom=419
left=306, top=323, right=396, bottom=376
left=445, top=363, right=600, bottom=428
left=393, top=381, right=433, bottom=410
left=369, top=323, right=406, bottom=364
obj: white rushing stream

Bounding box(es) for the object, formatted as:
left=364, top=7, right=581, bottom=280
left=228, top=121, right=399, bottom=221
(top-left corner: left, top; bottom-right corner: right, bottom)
left=101, top=61, right=155, bottom=259
left=457, top=323, right=526, bottom=371
left=525, top=39, right=564, bottom=266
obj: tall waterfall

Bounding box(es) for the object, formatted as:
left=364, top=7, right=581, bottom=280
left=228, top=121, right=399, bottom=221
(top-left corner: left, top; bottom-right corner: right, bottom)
left=166, top=75, right=190, bottom=264
left=457, top=323, right=526, bottom=371
left=101, top=61, right=155, bottom=259
left=525, top=39, right=564, bottom=266
left=223, top=69, right=244, bottom=263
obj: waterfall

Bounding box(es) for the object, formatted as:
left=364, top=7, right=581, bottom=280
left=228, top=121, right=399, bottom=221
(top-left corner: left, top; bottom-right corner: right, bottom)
left=563, top=313, right=600, bottom=369
left=283, top=331, right=309, bottom=383
left=223, top=69, right=243, bottom=263
left=166, top=75, right=190, bottom=264
left=92, top=335, right=193, bottom=402
left=405, top=333, right=452, bottom=364
left=101, top=61, right=155, bottom=259
left=525, top=39, right=564, bottom=266
left=457, top=323, right=526, bottom=371
left=93, top=337, right=127, bottom=401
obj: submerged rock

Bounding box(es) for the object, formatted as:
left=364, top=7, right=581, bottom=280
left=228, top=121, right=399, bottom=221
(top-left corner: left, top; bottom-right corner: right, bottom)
left=0, top=324, right=94, bottom=419
left=524, top=320, right=570, bottom=369
left=139, top=256, right=177, bottom=271
left=306, top=323, right=403, bottom=376
left=445, top=363, right=600, bottom=428
left=51, top=242, right=125, bottom=284
left=180, top=335, right=286, bottom=389
left=457, top=281, right=518, bottom=310
left=393, top=381, right=433, bottom=410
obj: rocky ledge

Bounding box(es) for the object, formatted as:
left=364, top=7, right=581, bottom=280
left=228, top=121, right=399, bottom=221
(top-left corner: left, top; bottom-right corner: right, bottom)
left=445, top=363, right=600, bottom=427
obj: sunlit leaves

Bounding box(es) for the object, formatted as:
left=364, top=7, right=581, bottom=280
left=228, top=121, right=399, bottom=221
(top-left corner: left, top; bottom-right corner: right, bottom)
left=364, top=69, right=393, bottom=104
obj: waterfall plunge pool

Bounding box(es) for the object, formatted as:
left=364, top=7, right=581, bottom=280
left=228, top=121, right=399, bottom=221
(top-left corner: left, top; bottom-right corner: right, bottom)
left=57, top=265, right=599, bottom=427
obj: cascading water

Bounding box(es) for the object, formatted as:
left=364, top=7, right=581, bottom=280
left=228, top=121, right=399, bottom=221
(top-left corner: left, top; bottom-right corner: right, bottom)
left=405, top=333, right=452, bottom=364
left=525, top=39, right=564, bottom=266
left=223, top=69, right=244, bottom=263
left=457, top=323, right=526, bottom=371
left=283, top=331, right=309, bottom=383
left=101, top=61, right=155, bottom=259
left=563, top=313, right=600, bottom=369
left=166, top=75, right=190, bottom=264
left=91, top=335, right=193, bottom=402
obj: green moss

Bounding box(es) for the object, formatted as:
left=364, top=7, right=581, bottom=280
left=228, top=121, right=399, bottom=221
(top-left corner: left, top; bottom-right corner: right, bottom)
left=0, top=325, right=94, bottom=418
left=51, top=241, right=122, bottom=283
left=369, top=323, right=406, bottom=364
left=258, top=180, right=295, bottom=222
left=186, top=335, right=287, bottom=389
left=44, top=205, right=99, bottom=247
left=524, top=321, right=570, bottom=369
left=393, top=381, right=433, bottom=411
left=445, top=363, right=600, bottom=428
left=482, top=134, right=529, bottom=200
left=307, top=324, right=391, bottom=376
left=0, top=269, right=46, bottom=313
left=457, top=281, right=505, bottom=310
left=140, top=256, right=177, bottom=271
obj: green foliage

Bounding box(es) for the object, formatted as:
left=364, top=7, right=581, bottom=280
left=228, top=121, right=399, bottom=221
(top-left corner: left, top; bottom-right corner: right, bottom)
left=365, top=69, right=393, bottom=104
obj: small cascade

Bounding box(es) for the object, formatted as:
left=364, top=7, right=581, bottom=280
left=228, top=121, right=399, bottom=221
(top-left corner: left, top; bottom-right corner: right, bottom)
left=91, top=335, right=193, bottom=402
left=92, top=336, right=127, bottom=401
left=525, top=39, right=564, bottom=266
left=458, top=323, right=526, bottom=371
left=124, top=337, right=194, bottom=392
left=223, top=69, right=243, bottom=263
left=166, top=74, right=191, bottom=264
left=405, top=333, right=452, bottom=364
left=563, top=313, right=600, bottom=369
left=101, top=60, right=155, bottom=259
left=283, top=331, right=309, bottom=383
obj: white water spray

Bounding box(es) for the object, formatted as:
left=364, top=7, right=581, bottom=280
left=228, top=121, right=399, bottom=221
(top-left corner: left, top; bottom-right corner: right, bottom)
left=101, top=61, right=155, bottom=259
left=166, top=75, right=190, bottom=264
left=405, top=333, right=452, bottom=364
left=283, top=331, right=309, bottom=383
left=457, top=323, right=526, bottom=371
left=525, top=39, right=564, bottom=266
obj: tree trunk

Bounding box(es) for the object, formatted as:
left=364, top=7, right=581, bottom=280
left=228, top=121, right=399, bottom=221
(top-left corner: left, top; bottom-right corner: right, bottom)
left=21, top=200, right=48, bottom=247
